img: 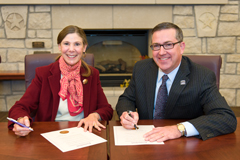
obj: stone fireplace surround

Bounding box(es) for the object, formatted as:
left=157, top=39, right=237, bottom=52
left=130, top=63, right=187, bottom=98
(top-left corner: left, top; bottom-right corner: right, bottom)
left=50, top=3, right=168, bottom=87
left=0, top=0, right=228, bottom=5
left=1, top=0, right=240, bottom=111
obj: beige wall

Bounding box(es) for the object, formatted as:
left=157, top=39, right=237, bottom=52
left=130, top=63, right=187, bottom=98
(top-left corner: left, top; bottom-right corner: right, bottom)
left=0, top=0, right=228, bottom=5
left=51, top=5, right=172, bottom=52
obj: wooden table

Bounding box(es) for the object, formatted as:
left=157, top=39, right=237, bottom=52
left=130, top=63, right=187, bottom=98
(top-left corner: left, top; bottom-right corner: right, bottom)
left=0, top=121, right=108, bottom=160
left=109, top=118, right=240, bottom=160
left=0, top=70, right=25, bottom=80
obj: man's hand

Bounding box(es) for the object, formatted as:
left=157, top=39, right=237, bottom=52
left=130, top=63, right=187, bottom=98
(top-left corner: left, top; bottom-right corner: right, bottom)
left=77, top=112, right=105, bottom=133
left=12, top=116, right=31, bottom=136
left=120, top=111, right=139, bottom=129
left=143, top=125, right=182, bottom=142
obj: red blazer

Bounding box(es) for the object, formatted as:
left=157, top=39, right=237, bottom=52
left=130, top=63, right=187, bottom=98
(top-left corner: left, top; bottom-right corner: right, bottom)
left=8, top=60, right=113, bottom=129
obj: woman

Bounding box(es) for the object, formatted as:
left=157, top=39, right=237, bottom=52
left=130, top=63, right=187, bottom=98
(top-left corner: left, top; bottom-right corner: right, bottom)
left=8, top=25, right=113, bottom=136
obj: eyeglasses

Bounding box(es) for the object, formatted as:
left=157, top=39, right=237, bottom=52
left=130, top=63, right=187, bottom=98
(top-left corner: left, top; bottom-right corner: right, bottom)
left=150, top=41, right=182, bottom=51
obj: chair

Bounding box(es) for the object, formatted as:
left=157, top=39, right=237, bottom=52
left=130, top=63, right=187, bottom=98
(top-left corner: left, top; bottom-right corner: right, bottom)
left=186, top=55, right=222, bottom=89
left=25, top=53, right=94, bottom=89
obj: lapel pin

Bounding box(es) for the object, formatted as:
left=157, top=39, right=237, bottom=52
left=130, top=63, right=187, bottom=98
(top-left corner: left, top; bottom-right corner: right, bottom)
left=83, top=79, right=88, bottom=84
left=180, top=80, right=186, bottom=85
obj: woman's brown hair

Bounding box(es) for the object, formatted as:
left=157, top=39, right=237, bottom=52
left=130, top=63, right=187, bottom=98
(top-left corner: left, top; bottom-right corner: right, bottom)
left=56, top=25, right=91, bottom=77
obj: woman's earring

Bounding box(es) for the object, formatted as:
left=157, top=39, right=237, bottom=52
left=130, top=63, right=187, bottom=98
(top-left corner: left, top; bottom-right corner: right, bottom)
left=83, top=52, right=86, bottom=58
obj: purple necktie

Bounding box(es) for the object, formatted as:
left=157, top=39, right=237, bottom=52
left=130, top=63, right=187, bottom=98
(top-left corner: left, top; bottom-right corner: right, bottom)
left=154, top=75, right=169, bottom=119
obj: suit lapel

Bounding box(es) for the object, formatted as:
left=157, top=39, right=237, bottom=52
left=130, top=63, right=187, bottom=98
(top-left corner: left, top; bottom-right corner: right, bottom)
left=81, top=67, right=92, bottom=118
left=48, top=61, right=61, bottom=120
left=165, top=57, right=190, bottom=116
left=146, top=60, right=158, bottom=119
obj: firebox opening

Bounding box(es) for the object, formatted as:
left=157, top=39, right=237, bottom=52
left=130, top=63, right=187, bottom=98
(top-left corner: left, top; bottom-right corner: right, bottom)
left=85, top=30, right=149, bottom=87
left=87, top=41, right=140, bottom=74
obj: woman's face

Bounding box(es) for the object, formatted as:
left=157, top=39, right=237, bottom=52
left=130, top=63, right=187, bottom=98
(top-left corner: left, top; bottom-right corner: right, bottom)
left=58, top=33, right=87, bottom=66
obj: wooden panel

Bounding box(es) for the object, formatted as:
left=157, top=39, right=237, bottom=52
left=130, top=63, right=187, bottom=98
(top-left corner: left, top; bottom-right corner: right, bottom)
left=0, top=71, right=24, bottom=80
left=0, top=121, right=107, bottom=159
left=109, top=118, right=240, bottom=160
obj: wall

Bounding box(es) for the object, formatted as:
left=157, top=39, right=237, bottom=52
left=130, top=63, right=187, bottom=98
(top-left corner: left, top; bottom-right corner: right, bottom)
left=0, top=0, right=229, bottom=5
left=0, top=0, right=240, bottom=111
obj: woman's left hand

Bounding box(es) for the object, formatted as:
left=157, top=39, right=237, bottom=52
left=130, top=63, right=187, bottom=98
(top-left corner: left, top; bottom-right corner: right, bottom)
left=77, top=113, right=105, bottom=132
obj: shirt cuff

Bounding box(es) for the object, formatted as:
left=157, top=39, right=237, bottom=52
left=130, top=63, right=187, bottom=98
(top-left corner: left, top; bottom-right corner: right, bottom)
left=181, top=121, right=199, bottom=137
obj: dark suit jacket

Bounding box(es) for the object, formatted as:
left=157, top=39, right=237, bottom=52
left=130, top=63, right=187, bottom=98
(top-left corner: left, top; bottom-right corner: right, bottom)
left=8, top=60, right=113, bottom=129
left=116, top=56, right=237, bottom=140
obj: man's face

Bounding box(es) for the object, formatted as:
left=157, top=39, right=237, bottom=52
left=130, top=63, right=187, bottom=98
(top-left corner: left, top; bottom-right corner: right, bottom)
left=151, top=28, right=185, bottom=74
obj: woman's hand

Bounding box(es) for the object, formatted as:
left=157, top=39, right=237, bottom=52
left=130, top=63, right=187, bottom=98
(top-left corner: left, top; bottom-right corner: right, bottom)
left=12, top=116, right=31, bottom=136
left=77, top=113, right=105, bottom=132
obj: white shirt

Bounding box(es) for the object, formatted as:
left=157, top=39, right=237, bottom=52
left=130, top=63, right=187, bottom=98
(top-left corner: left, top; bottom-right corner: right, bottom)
left=55, top=97, right=84, bottom=121
left=153, top=63, right=199, bottom=137
left=55, top=74, right=84, bottom=121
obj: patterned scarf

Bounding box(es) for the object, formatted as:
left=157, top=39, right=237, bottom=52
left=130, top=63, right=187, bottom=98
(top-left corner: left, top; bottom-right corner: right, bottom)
left=58, top=56, right=83, bottom=116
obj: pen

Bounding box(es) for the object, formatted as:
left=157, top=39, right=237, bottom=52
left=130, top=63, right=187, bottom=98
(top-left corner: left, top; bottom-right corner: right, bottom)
left=127, top=110, right=139, bottom=130
left=7, top=117, right=34, bottom=131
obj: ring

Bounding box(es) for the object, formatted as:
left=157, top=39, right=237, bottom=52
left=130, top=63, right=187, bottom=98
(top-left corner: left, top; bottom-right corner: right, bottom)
left=161, top=133, right=164, bottom=137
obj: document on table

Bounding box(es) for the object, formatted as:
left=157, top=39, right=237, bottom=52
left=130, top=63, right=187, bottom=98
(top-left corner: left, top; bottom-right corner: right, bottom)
left=41, top=127, right=106, bottom=152
left=114, top=125, right=164, bottom=146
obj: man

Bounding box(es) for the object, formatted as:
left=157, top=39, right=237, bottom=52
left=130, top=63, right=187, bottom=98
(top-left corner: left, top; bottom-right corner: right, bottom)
left=116, top=22, right=237, bottom=142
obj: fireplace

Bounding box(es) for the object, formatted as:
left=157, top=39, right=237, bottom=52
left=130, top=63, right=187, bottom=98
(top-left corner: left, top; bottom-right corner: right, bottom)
left=85, top=30, right=149, bottom=87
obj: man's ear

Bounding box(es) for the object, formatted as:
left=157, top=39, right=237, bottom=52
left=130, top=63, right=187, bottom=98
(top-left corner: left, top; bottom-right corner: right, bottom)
left=180, top=42, right=185, bottom=54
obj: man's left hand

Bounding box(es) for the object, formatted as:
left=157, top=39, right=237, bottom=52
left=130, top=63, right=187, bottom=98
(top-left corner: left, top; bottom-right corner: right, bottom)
left=143, top=125, right=182, bottom=142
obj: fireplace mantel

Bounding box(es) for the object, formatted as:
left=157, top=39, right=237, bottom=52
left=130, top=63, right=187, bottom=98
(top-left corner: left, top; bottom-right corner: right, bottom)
left=0, top=0, right=228, bottom=5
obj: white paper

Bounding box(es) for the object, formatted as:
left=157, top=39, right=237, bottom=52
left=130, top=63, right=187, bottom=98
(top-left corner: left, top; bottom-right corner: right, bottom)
left=41, top=127, right=107, bottom=152
left=114, top=125, right=164, bottom=146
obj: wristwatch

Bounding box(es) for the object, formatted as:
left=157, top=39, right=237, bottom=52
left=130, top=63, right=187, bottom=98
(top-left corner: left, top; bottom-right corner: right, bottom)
left=177, top=123, right=186, bottom=136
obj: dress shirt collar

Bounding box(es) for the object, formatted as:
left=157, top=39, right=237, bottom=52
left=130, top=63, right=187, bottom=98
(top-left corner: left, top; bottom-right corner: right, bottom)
left=157, top=62, right=181, bottom=83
